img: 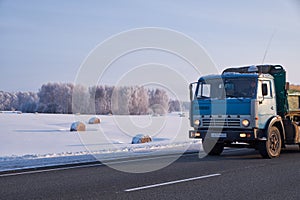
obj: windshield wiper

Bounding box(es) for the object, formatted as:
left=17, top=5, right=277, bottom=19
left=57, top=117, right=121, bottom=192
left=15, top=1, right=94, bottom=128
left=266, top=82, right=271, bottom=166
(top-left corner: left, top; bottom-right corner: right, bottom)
left=198, top=95, right=210, bottom=99
left=226, top=94, right=239, bottom=98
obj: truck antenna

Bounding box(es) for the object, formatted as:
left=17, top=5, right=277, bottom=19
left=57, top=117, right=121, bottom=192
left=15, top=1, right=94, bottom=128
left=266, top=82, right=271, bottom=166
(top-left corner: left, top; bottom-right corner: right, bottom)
left=261, top=29, right=277, bottom=64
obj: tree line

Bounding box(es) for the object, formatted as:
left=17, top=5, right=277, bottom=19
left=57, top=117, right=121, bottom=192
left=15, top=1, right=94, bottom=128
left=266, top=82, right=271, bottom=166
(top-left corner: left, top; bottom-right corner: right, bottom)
left=0, top=83, right=188, bottom=115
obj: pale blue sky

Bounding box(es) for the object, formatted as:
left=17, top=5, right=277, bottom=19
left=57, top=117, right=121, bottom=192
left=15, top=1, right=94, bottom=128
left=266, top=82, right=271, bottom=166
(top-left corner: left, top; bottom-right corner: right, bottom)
left=1, top=0, right=300, bottom=92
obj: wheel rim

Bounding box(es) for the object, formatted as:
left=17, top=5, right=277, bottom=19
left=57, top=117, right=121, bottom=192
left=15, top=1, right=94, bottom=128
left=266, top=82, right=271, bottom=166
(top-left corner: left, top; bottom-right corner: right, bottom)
left=268, top=130, right=280, bottom=156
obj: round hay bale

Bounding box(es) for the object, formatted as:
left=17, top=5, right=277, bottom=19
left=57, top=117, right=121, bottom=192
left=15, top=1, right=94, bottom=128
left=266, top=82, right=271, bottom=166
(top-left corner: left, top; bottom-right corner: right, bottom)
left=88, top=117, right=101, bottom=124
left=178, top=113, right=186, bottom=117
left=132, top=134, right=152, bottom=144
left=70, top=121, right=86, bottom=132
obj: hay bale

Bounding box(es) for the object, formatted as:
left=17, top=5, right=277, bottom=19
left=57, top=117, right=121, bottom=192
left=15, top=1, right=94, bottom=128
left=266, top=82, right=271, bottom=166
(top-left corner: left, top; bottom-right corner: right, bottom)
left=178, top=113, right=186, bottom=117
left=132, top=134, right=152, bottom=144
left=70, top=121, right=86, bottom=132
left=88, top=117, right=101, bottom=124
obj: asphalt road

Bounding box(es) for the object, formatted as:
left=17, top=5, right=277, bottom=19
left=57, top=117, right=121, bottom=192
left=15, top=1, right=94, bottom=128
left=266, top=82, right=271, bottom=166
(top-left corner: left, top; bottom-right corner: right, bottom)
left=1, top=147, right=300, bottom=200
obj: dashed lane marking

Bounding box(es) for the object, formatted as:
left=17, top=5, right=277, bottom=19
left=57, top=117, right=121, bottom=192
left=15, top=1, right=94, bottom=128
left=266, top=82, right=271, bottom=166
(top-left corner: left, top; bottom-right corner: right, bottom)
left=125, top=173, right=221, bottom=192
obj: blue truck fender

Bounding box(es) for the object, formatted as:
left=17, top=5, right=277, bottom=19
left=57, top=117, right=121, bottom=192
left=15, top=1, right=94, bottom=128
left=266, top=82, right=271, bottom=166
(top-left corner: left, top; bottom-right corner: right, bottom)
left=258, top=116, right=285, bottom=143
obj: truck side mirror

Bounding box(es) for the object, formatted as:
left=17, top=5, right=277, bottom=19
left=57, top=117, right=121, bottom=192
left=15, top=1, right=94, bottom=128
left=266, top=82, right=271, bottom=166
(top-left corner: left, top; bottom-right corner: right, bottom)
left=189, top=83, right=194, bottom=101
left=189, top=84, right=193, bottom=101
left=189, top=82, right=197, bottom=101
left=262, top=83, right=268, bottom=96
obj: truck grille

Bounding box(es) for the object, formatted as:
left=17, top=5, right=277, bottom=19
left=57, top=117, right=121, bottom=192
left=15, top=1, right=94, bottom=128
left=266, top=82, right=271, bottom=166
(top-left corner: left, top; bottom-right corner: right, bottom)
left=202, top=118, right=240, bottom=127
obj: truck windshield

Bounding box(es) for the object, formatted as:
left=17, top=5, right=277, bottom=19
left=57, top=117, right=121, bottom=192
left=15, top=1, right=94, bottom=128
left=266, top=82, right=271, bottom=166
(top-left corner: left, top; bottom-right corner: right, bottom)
left=196, top=78, right=257, bottom=99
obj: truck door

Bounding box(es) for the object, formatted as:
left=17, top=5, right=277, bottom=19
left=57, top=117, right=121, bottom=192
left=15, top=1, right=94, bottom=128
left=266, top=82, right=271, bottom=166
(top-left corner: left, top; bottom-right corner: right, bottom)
left=257, top=80, right=277, bottom=129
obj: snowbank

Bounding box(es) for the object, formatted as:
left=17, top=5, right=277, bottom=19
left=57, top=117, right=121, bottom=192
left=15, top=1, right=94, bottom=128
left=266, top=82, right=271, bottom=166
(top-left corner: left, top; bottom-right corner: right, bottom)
left=0, top=112, right=200, bottom=171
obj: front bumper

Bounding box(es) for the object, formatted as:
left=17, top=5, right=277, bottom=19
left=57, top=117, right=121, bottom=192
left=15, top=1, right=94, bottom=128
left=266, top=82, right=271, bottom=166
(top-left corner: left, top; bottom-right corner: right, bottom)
left=189, top=128, right=257, bottom=142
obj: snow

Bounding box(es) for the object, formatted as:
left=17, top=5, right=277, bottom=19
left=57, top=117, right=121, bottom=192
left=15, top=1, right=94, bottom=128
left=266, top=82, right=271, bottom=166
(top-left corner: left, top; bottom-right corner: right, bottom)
left=0, top=112, right=201, bottom=172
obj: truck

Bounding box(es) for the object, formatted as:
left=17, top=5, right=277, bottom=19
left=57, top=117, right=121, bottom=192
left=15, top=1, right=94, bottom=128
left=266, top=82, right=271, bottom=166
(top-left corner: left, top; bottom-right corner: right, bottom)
left=189, top=64, right=300, bottom=158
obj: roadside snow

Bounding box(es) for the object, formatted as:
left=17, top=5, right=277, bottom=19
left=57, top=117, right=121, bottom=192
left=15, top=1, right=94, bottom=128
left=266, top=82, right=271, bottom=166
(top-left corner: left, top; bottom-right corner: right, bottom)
left=0, top=113, right=201, bottom=171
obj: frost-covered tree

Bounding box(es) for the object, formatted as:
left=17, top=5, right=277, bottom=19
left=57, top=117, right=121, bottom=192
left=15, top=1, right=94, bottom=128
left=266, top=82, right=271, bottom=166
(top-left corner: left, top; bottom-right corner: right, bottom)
left=128, top=86, right=149, bottom=115
left=93, top=85, right=107, bottom=114
left=104, top=85, right=114, bottom=114
left=16, top=92, right=38, bottom=113
left=95, top=86, right=106, bottom=114
left=111, top=86, right=132, bottom=115
left=37, top=83, right=74, bottom=113
left=168, top=99, right=181, bottom=112
left=89, top=85, right=114, bottom=115
left=0, top=91, right=5, bottom=110
left=0, top=82, right=176, bottom=115
left=148, top=88, right=169, bottom=115
left=38, top=83, right=57, bottom=113
left=72, top=84, right=90, bottom=114
left=0, top=91, right=18, bottom=111
left=89, top=85, right=150, bottom=115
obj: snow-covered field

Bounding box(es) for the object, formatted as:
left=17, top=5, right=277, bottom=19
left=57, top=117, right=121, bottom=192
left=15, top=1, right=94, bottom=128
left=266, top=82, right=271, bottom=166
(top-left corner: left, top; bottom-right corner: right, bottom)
left=0, top=112, right=201, bottom=172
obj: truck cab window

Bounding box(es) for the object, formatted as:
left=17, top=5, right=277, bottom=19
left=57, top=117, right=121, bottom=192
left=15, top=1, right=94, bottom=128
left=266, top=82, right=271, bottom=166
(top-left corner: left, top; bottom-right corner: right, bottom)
left=224, top=78, right=257, bottom=98
left=197, top=78, right=257, bottom=99
left=258, top=80, right=272, bottom=99
left=197, top=83, right=211, bottom=98
left=202, top=84, right=211, bottom=97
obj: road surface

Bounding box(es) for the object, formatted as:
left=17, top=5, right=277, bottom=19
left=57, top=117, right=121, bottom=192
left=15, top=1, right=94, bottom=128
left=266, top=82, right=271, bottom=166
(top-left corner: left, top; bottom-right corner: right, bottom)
left=0, top=147, right=299, bottom=200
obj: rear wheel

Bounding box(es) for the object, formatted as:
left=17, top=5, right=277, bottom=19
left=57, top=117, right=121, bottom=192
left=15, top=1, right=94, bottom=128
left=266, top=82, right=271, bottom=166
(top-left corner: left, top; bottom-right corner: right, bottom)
left=258, top=126, right=282, bottom=158
left=203, top=139, right=224, bottom=156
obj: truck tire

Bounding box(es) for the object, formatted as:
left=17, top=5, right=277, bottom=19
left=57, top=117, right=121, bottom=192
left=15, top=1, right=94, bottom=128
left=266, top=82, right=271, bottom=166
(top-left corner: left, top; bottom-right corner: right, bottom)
left=258, top=126, right=282, bottom=158
left=203, top=139, right=224, bottom=156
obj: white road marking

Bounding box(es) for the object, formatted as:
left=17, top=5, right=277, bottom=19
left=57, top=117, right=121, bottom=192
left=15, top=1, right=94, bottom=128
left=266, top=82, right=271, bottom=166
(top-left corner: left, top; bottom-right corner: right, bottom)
left=124, top=173, right=221, bottom=192
left=0, top=163, right=104, bottom=177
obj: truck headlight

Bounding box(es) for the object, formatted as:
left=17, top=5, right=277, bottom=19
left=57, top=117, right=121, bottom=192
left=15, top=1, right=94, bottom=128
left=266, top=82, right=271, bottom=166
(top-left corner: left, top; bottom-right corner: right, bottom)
left=194, top=119, right=201, bottom=126
left=242, top=119, right=250, bottom=127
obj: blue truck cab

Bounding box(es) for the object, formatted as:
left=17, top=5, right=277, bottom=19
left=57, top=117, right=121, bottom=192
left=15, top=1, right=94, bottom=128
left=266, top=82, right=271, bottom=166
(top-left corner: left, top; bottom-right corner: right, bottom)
left=189, top=65, right=300, bottom=158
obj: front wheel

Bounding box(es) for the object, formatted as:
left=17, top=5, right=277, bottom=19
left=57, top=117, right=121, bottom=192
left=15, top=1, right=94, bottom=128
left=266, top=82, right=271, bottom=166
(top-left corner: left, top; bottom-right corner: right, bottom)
left=258, top=126, right=282, bottom=158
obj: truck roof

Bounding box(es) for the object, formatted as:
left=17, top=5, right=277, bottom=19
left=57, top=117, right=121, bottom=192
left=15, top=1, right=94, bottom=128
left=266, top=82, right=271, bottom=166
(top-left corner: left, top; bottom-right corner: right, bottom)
left=198, top=73, right=258, bottom=82
left=199, top=65, right=284, bottom=82
left=222, top=64, right=284, bottom=75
